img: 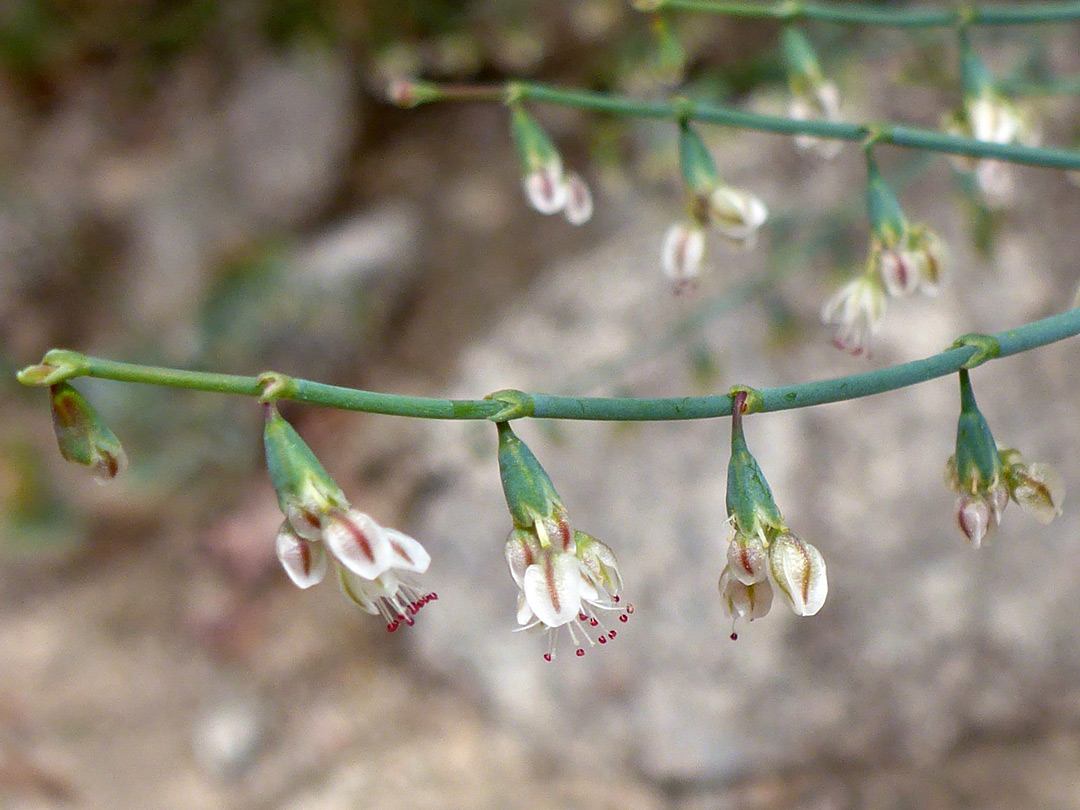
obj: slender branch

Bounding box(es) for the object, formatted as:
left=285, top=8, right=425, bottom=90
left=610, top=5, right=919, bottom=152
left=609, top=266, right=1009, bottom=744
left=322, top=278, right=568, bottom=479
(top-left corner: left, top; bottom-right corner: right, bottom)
left=23, top=307, right=1080, bottom=422
left=510, top=82, right=1080, bottom=171
left=647, top=1, right=1080, bottom=28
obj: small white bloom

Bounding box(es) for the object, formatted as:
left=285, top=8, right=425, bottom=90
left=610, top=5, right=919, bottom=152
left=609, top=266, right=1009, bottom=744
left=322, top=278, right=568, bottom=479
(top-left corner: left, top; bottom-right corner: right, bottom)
left=708, top=186, right=768, bottom=247
left=661, top=222, right=706, bottom=292
left=821, top=275, right=887, bottom=357
left=790, top=80, right=843, bottom=159
left=719, top=566, right=773, bottom=639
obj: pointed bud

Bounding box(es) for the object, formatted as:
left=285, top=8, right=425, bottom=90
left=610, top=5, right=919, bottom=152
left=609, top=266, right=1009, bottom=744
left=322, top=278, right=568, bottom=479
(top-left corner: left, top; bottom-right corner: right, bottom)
left=865, top=152, right=907, bottom=246
left=678, top=121, right=721, bottom=195
left=957, top=494, right=991, bottom=548
left=768, top=532, right=827, bottom=617
left=951, top=370, right=1003, bottom=496
left=780, top=27, right=822, bottom=84
left=263, top=403, right=348, bottom=533
left=510, top=105, right=567, bottom=215
left=496, top=421, right=564, bottom=531
left=49, top=383, right=128, bottom=482
left=660, top=222, right=705, bottom=291
left=276, top=522, right=329, bottom=588
left=726, top=396, right=784, bottom=541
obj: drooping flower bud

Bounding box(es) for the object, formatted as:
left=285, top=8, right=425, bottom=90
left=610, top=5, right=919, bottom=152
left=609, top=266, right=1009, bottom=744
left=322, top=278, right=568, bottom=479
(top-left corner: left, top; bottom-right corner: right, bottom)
left=721, top=390, right=827, bottom=634
left=660, top=222, right=706, bottom=291
left=49, top=382, right=128, bottom=482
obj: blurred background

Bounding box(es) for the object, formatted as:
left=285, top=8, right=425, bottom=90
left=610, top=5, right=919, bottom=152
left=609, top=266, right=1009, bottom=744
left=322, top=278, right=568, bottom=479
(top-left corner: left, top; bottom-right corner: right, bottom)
left=3, top=1, right=1080, bottom=808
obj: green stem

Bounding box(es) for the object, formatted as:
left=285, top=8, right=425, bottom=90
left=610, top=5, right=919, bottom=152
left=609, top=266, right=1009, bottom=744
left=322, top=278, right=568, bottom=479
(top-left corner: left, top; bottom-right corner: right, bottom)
left=477, top=82, right=1080, bottom=171
left=24, top=307, right=1080, bottom=422
left=650, top=1, right=1080, bottom=27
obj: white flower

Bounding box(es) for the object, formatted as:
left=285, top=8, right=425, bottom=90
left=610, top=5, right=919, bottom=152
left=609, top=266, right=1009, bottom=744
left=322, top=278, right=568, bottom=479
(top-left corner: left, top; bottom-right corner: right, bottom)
left=945, top=93, right=1039, bottom=202
left=821, top=275, right=887, bottom=357
left=768, top=532, right=828, bottom=617
left=719, top=566, right=773, bottom=640
left=523, top=160, right=594, bottom=225
left=660, top=222, right=706, bottom=292
left=707, top=186, right=769, bottom=248
left=505, top=523, right=632, bottom=661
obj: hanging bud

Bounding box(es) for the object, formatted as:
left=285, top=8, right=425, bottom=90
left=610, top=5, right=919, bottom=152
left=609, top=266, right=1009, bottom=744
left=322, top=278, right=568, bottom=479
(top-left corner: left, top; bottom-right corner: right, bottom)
left=945, top=369, right=1009, bottom=546
left=510, top=105, right=568, bottom=215
left=660, top=221, right=706, bottom=291
left=495, top=421, right=631, bottom=659
left=865, top=151, right=907, bottom=247
left=563, top=171, right=594, bottom=226
left=722, top=390, right=827, bottom=634
left=678, top=121, right=722, bottom=196
left=49, top=382, right=127, bottom=482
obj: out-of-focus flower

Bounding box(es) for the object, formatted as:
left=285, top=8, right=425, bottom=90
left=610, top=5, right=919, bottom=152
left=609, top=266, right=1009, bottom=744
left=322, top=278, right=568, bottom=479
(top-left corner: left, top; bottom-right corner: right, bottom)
left=660, top=122, right=767, bottom=290
left=943, top=34, right=1039, bottom=203
left=781, top=27, right=843, bottom=159
left=48, top=382, right=128, bottom=482
left=497, top=421, right=631, bottom=660
left=264, top=403, right=435, bottom=628
left=720, top=391, right=827, bottom=638
left=820, top=273, right=887, bottom=357
left=1000, top=447, right=1065, bottom=525
left=510, top=105, right=593, bottom=225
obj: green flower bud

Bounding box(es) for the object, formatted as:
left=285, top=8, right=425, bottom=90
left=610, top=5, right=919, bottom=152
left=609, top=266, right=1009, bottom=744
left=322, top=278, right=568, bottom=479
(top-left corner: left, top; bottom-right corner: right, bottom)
left=49, top=383, right=127, bottom=481
left=864, top=152, right=907, bottom=246
left=496, top=421, right=564, bottom=532
left=725, top=395, right=783, bottom=541
left=678, top=121, right=721, bottom=197
left=780, top=27, right=822, bottom=88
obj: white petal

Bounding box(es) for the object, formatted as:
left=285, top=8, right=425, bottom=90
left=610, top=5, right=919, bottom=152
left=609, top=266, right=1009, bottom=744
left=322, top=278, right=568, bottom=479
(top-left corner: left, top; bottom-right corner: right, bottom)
left=516, top=591, right=535, bottom=626
left=337, top=567, right=381, bottom=615
left=524, top=166, right=567, bottom=214
left=563, top=172, right=593, bottom=225
left=505, top=529, right=541, bottom=587
left=382, top=527, right=431, bottom=573
left=275, top=523, right=328, bottom=589
left=323, top=510, right=393, bottom=579
left=523, top=553, right=581, bottom=628
left=769, top=534, right=827, bottom=617
left=660, top=222, right=705, bottom=287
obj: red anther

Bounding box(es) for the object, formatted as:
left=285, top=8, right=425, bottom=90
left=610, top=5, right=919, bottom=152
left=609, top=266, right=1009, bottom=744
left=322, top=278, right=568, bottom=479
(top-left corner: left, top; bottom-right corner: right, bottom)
left=402, top=614, right=415, bottom=626
left=589, top=618, right=599, bottom=627
left=608, top=630, right=616, bottom=639
left=578, top=612, right=588, bottom=621
left=730, top=632, right=738, bottom=641
left=619, top=614, right=628, bottom=623
left=575, top=648, right=585, bottom=657
left=430, top=593, right=439, bottom=601
left=387, top=621, right=399, bottom=632
left=625, top=604, right=635, bottom=614
left=598, top=636, right=607, bottom=644
left=543, top=653, right=553, bottom=662
left=613, top=595, right=620, bottom=603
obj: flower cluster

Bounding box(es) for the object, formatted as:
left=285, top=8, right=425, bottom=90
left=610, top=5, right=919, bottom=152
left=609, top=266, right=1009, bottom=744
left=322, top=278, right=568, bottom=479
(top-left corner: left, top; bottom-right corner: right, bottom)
left=264, top=403, right=435, bottom=629
left=661, top=121, right=768, bottom=291
left=510, top=105, right=593, bottom=225
left=720, top=391, right=827, bottom=638
left=945, top=370, right=1064, bottom=547
left=781, top=27, right=843, bottom=159
left=497, top=422, right=631, bottom=660
left=822, top=154, right=946, bottom=356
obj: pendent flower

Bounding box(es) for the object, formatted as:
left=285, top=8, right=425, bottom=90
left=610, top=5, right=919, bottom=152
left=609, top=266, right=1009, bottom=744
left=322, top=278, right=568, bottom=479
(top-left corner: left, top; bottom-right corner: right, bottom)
left=509, top=104, right=593, bottom=225
left=720, top=390, right=827, bottom=638
left=496, top=421, right=632, bottom=660
left=781, top=27, right=843, bottom=159
left=660, top=121, right=767, bottom=291
left=264, top=402, right=436, bottom=629
left=943, top=32, right=1039, bottom=203
left=944, top=368, right=1064, bottom=547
